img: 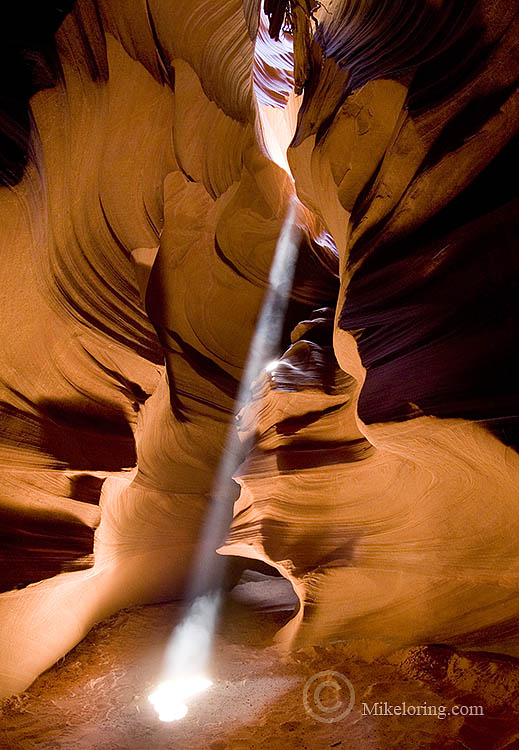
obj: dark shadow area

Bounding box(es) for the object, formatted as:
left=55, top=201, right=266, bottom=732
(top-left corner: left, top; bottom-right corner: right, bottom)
left=0, top=508, right=94, bottom=592
left=38, top=398, right=136, bottom=470
left=69, top=473, right=105, bottom=505
left=0, top=398, right=135, bottom=470
left=340, top=138, right=519, bottom=439
left=0, top=1, right=75, bottom=186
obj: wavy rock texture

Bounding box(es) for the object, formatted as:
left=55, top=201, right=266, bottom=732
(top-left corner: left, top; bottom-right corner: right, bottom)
left=0, top=0, right=336, bottom=696
left=222, top=0, right=519, bottom=652
left=0, top=0, right=518, bottom=700
left=220, top=313, right=519, bottom=652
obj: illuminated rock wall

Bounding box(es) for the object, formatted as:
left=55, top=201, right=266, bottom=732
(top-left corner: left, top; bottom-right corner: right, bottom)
left=0, top=0, right=517, bottom=696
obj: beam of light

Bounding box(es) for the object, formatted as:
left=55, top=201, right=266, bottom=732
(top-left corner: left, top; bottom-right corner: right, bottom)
left=149, top=196, right=302, bottom=722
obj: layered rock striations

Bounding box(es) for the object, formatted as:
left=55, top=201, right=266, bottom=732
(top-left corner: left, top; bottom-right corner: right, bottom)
left=0, top=0, right=518, bottom=696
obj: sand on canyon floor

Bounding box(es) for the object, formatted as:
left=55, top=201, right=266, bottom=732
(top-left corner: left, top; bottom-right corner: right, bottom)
left=1, top=572, right=519, bottom=750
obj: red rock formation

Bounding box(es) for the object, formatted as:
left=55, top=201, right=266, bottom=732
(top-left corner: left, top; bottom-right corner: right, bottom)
left=0, top=0, right=518, bottom=697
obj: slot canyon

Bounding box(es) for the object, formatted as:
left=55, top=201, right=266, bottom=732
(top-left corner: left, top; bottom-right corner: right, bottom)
left=1, top=0, right=518, bottom=747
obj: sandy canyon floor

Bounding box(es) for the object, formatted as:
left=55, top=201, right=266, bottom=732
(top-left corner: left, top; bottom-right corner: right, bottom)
left=2, top=573, right=519, bottom=750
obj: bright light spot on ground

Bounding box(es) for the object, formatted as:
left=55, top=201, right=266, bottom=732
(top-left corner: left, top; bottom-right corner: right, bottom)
left=149, top=675, right=213, bottom=722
